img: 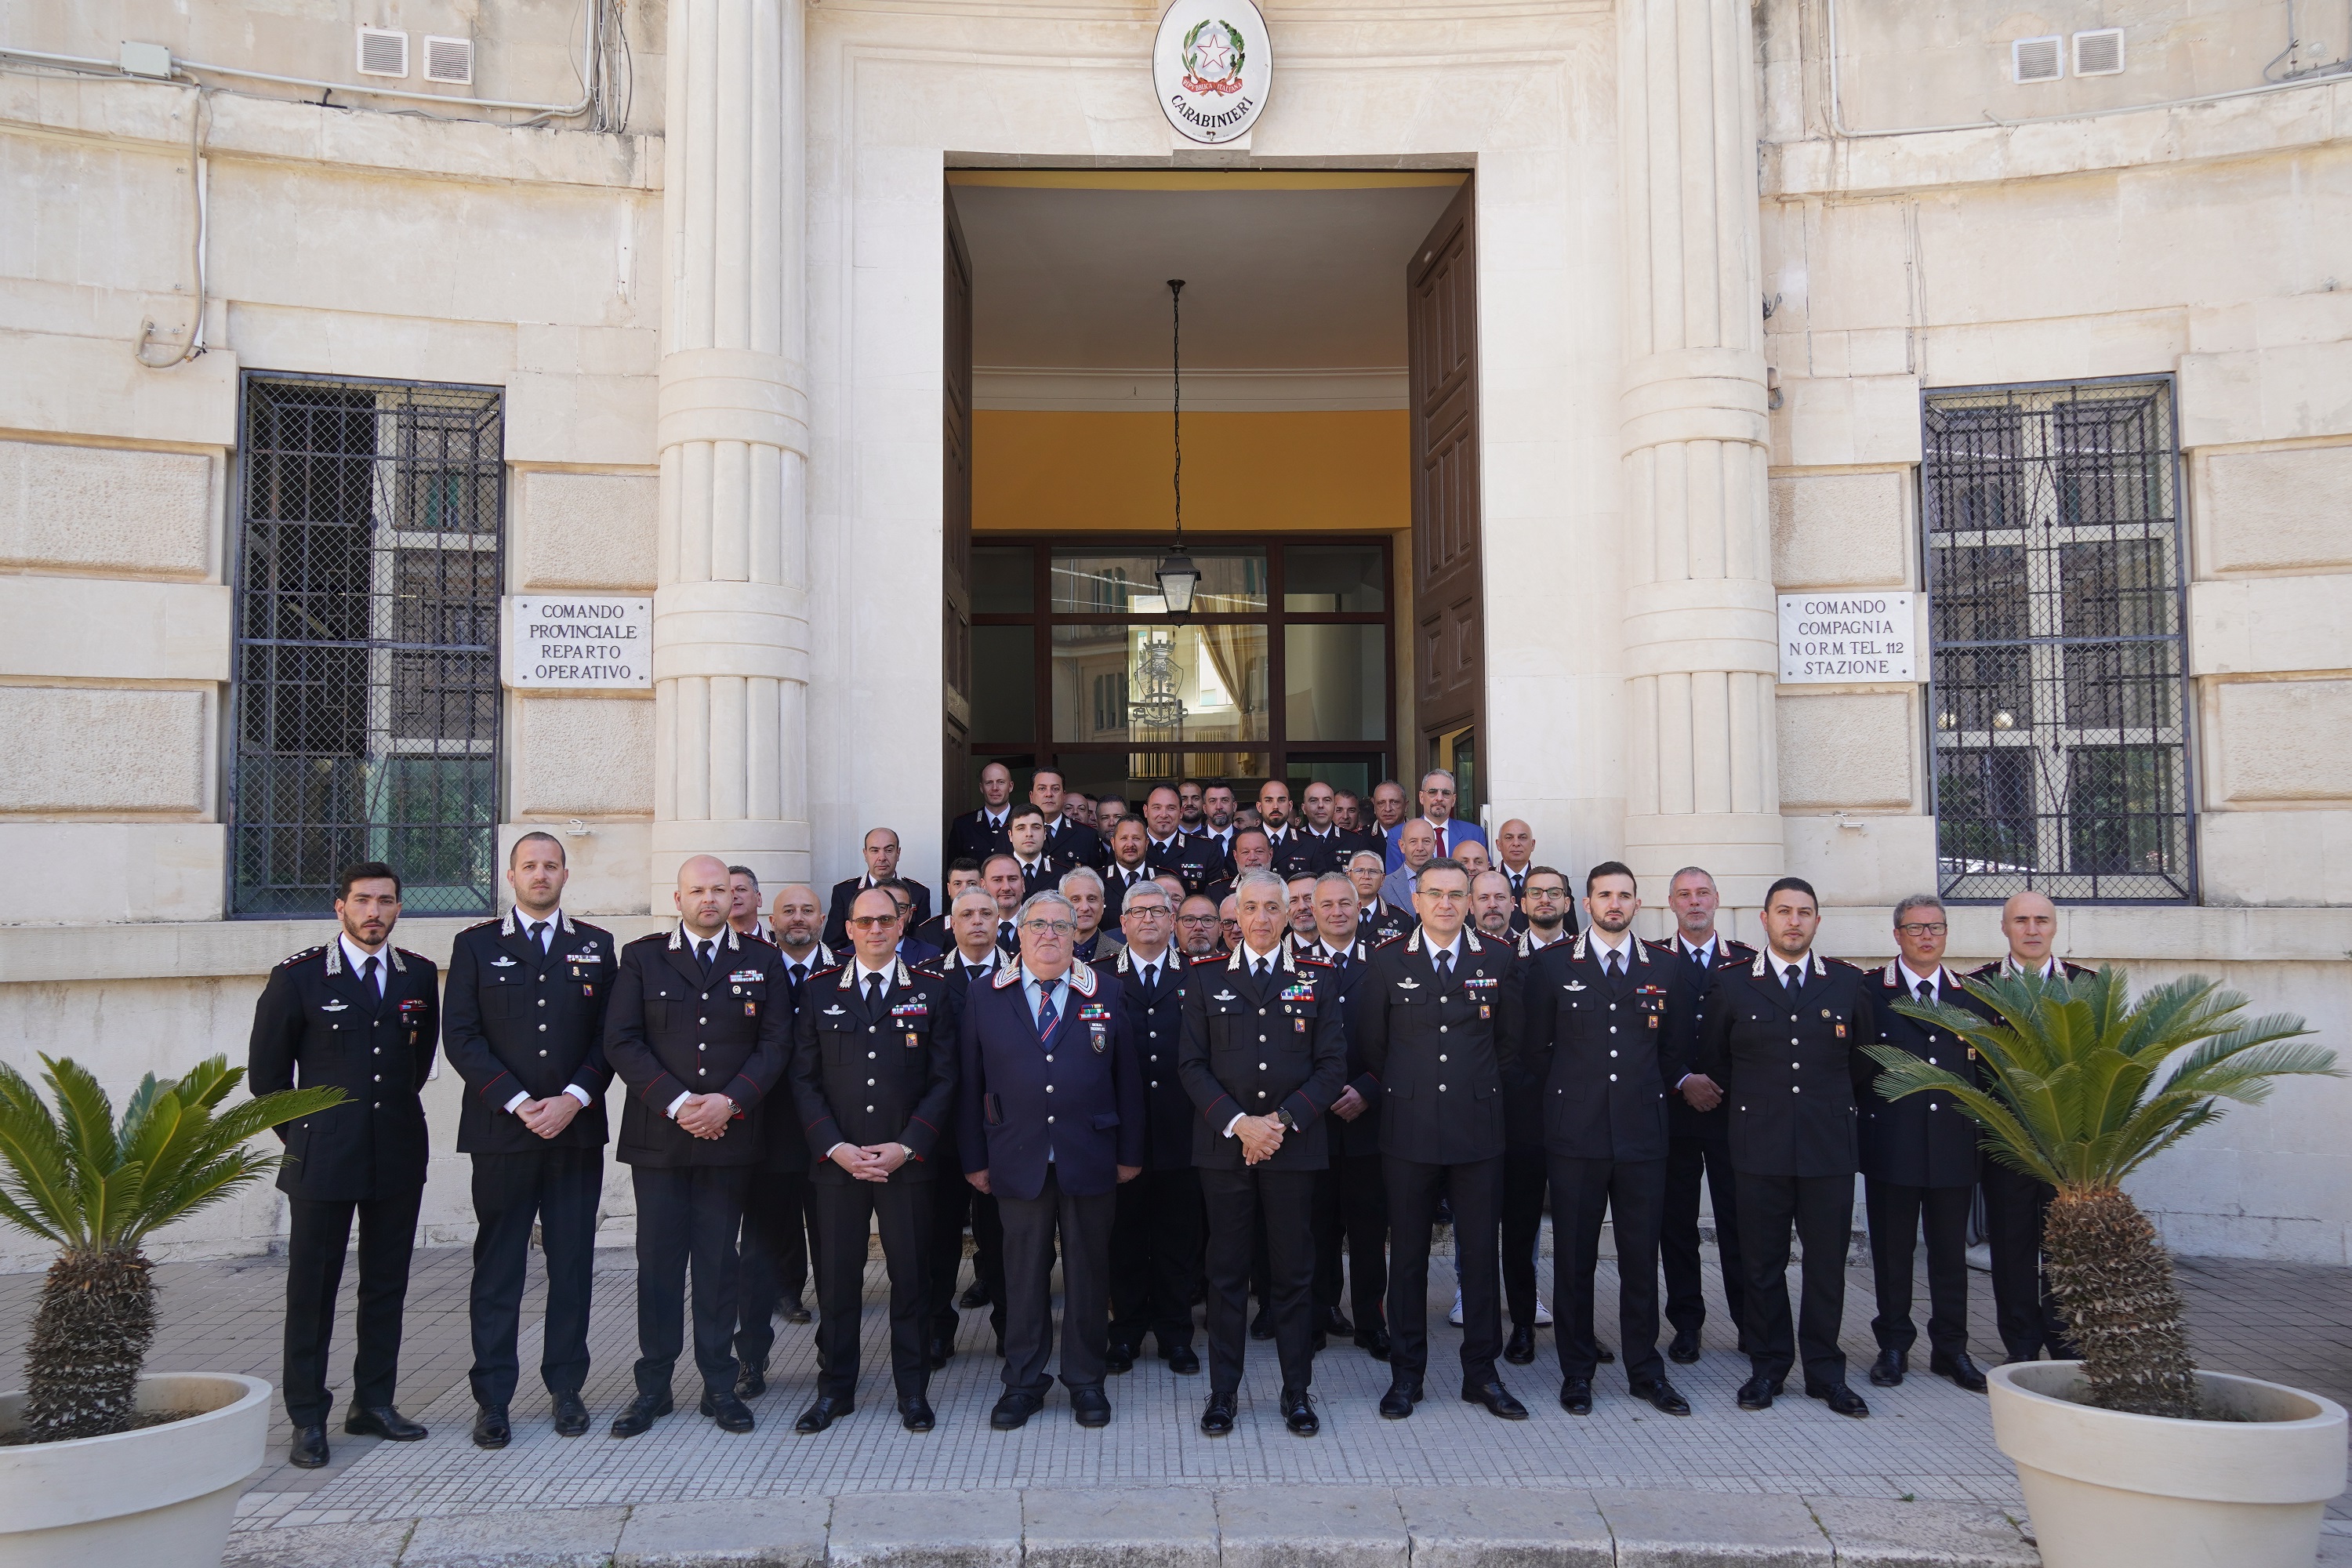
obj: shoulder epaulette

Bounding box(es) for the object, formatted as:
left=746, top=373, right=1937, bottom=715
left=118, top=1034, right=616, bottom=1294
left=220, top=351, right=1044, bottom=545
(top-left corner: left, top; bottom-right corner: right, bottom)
left=281, top=945, right=325, bottom=967
left=462, top=917, right=499, bottom=933
left=1296, top=955, right=1334, bottom=970
left=810, top=962, right=848, bottom=981
left=911, top=959, right=947, bottom=978
left=1371, top=931, right=1410, bottom=952
left=1712, top=951, right=1747, bottom=968
left=1189, top=952, right=1225, bottom=966
left=396, top=947, right=430, bottom=966
left=1825, top=954, right=1865, bottom=972
left=624, top=929, right=670, bottom=948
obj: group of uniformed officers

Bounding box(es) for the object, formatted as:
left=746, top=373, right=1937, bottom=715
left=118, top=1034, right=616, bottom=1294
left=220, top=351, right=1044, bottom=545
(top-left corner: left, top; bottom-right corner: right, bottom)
left=246, top=765, right=2087, bottom=1463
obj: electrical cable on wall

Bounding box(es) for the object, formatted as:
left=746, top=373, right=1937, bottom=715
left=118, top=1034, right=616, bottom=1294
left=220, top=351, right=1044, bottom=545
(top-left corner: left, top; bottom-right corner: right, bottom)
left=133, top=85, right=212, bottom=369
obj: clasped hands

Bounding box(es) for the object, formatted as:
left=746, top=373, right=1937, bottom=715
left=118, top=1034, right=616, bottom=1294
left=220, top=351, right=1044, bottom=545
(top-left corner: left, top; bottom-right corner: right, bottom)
left=1679, top=1073, right=1723, bottom=1112
left=1236, top=1112, right=1286, bottom=1164
left=829, top=1142, right=911, bottom=1182
left=514, top=1094, right=582, bottom=1139
left=674, top=1092, right=738, bottom=1139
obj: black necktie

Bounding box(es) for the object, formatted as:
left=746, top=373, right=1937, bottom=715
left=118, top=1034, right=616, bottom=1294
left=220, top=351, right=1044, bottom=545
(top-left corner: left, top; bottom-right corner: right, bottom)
left=790, top=963, right=807, bottom=985
left=1435, top=948, right=1454, bottom=985
left=1782, top=964, right=1801, bottom=993
left=1606, top=949, right=1624, bottom=979
left=1918, top=978, right=1935, bottom=1004
left=361, top=955, right=379, bottom=996
left=696, top=939, right=715, bottom=975
left=1254, top=958, right=1270, bottom=984
left=528, top=920, right=549, bottom=953
left=1142, top=963, right=1157, bottom=990
left=866, top=972, right=886, bottom=1009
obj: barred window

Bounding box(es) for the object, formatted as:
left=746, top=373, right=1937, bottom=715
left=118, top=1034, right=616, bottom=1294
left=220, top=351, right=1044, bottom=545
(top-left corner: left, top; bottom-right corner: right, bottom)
left=1922, top=379, right=2194, bottom=902
left=231, top=375, right=503, bottom=916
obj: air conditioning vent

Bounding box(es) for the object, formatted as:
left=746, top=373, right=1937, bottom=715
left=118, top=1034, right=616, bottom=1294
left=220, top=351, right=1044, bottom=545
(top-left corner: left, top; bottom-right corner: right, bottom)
left=2013, top=34, right=2063, bottom=83
left=2074, top=28, right=2125, bottom=76
left=356, top=26, right=408, bottom=78
left=422, top=34, right=474, bottom=84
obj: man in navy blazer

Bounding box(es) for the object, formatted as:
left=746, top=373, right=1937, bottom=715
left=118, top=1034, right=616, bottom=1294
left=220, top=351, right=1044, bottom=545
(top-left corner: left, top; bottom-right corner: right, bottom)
left=959, top=890, right=1145, bottom=1431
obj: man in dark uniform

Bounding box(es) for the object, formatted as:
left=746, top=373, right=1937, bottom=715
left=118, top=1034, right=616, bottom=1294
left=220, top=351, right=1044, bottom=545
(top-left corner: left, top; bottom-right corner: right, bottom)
left=1301, top=873, right=1388, bottom=1356
left=931, top=890, right=1011, bottom=1358
left=1032, top=767, right=1106, bottom=871
left=1259, top=780, right=1335, bottom=882
left=913, top=860, right=982, bottom=953
left=788, top=887, right=957, bottom=1433
left=1143, top=785, right=1224, bottom=895
left=823, top=827, right=934, bottom=950
left=1176, top=891, right=1227, bottom=960
left=1367, top=779, right=1410, bottom=859
left=1101, top=817, right=1156, bottom=923
left=1520, top=864, right=1694, bottom=1418
left=1180, top=869, right=1347, bottom=1437
left=1658, top=865, right=1755, bottom=1365
left=441, top=833, right=615, bottom=1448
left=1495, top=870, right=1577, bottom=1365
left=1194, top=783, right=1240, bottom=867
left=1005, top=804, right=1062, bottom=896
left=248, top=861, right=439, bottom=1468
left=1864, top=894, right=1992, bottom=1394
left=735, top=883, right=831, bottom=1392
left=1298, top=781, right=1368, bottom=866
left=603, top=855, right=793, bottom=1437
left=1695, top=875, right=1875, bottom=1418
left=1356, top=858, right=1529, bottom=1422
left=1177, top=779, right=1208, bottom=833
left=1105, top=883, right=1205, bottom=1375
left=1348, top=849, right=1415, bottom=946
left=946, top=760, right=1018, bottom=867
left=982, top=852, right=1028, bottom=955
left=1970, top=890, right=2090, bottom=1366
left=958, top=891, right=1145, bottom=1429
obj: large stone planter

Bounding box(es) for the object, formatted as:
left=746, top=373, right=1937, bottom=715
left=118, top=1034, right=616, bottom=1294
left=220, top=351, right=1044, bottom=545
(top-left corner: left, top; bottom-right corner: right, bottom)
left=0, top=1371, right=270, bottom=1568
left=1989, top=1360, right=2347, bottom=1568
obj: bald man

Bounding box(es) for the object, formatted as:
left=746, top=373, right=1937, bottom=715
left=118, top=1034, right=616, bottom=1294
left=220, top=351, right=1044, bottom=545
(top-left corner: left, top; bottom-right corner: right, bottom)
left=1969, top=892, right=2092, bottom=1365
left=603, top=855, right=797, bottom=1438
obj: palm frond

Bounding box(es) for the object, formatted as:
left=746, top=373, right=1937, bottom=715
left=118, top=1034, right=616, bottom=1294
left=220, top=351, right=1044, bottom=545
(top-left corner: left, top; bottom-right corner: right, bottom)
left=42, top=1058, right=119, bottom=1179
left=114, top=1073, right=165, bottom=1161
left=168, top=1057, right=243, bottom=1114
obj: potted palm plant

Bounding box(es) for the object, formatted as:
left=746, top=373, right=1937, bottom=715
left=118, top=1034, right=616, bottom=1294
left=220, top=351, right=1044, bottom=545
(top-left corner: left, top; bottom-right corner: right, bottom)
left=1874, top=970, right=2346, bottom=1568
left=0, top=1054, right=339, bottom=1568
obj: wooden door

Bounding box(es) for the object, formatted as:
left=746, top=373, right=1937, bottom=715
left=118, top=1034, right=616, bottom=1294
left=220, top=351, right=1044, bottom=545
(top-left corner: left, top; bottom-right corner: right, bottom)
left=943, top=188, right=976, bottom=831
left=1408, top=179, right=1483, bottom=802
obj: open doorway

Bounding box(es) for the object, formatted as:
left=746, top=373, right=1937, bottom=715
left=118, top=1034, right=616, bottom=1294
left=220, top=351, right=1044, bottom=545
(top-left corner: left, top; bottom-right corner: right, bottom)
left=941, top=170, right=1483, bottom=845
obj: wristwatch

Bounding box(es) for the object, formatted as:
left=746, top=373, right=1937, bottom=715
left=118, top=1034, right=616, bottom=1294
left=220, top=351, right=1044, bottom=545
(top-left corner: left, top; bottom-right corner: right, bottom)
left=1275, top=1109, right=1297, bottom=1131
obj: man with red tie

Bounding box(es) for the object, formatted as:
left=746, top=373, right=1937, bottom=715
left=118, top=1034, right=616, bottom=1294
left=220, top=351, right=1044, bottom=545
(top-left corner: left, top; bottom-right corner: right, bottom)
left=1385, top=769, right=1488, bottom=870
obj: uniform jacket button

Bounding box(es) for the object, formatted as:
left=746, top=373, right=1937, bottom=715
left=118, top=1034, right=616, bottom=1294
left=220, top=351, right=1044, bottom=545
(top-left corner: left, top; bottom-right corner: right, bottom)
left=1609, top=1050, right=1617, bottom=1058
left=1046, top=1084, right=1054, bottom=1092
left=1609, top=1073, right=1617, bottom=1082
left=1438, top=1083, right=1446, bottom=1091
left=1258, top=1062, right=1268, bottom=1070
left=1045, top=1055, right=1054, bottom=1064
left=539, top=1024, right=548, bottom=1032
left=1149, top=1080, right=1158, bottom=1089
left=537, top=998, right=546, bottom=1007
left=1439, top=1024, right=1448, bottom=1033
left=539, top=1049, right=548, bottom=1057
left=867, top=1078, right=876, bottom=1086
left=868, top=1051, right=877, bottom=1059
left=1047, top=1115, right=1055, bottom=1124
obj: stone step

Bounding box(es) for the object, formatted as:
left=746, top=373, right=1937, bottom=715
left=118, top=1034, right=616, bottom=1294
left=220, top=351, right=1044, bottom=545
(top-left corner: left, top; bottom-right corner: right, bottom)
left=226, top=1484, right=2038, bottom=1567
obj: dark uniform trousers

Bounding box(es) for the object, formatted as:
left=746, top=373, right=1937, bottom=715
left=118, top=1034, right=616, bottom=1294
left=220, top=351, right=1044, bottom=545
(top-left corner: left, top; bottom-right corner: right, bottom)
left=1203, top=1167, right=1317, bottom=1392
left=737, top=1173, right=822, bottom=1372
left=1110, top=1168, right=1203, bottom=1353
left=1660, top=939, right=1755, bottom=1351
left=1356, top=931, right=1520, bottom=1390
left=249, top=940, right=441, bottom=1431
left=1000, top=1166, right=1116, bottom=1394
left=926, top=1178, right=1007, bottom=1346
left=1866, top=1180, right=1973, bottom=1359
left=1550, top=1155, right=1665, bottom=1382
left=1970, top=960, right=2089, bottom=1363
left=1498, top=1140, right=1548, bottom=1329
left=1329, top=1154, right=1388, bottom=1328
left=1697, top=953, right=1875, bottom=1390
left=468, top=1148, right=601, bottom=1408
left=634, top=1164, right=754, bottom=1396
left=815, top=1178, right=935, bottom=1399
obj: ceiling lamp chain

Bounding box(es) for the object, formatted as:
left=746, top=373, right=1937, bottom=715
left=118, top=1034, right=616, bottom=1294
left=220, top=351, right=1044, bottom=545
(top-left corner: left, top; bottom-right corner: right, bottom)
left=1156, top=278, right=1200, bottom=617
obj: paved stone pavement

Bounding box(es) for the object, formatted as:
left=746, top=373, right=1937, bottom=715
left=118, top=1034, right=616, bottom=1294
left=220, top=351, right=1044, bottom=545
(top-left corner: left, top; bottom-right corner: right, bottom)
left=2, top=1231, right=2345, bottom=1562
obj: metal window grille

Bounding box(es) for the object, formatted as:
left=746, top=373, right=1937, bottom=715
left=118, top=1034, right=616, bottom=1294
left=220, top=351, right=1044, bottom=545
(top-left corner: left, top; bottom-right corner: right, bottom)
left=231, top=374, right=504, bottom=916
left=1922, top=379, right=2194, bottom=902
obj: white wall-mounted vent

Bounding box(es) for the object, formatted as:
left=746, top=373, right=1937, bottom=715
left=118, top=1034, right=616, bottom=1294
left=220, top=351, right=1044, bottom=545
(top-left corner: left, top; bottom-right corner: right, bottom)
left=2013, top=35, right=2063, bottom=82
left=422, top=34, right=474, bottom=84
left=356, top=26, right=408, bottom=78
left=2074, top=28, right=2125, bottom=76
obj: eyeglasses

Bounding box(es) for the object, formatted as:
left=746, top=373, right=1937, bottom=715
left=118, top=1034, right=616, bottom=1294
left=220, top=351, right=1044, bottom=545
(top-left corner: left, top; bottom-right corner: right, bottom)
left=1896, top=922, right=1948, bottom=937
left=845, top=914, right=900, bottom=931
left=1020, top=919, right=1076, bottom=935
left=1126, top=906, right=1172, bottom=918
left=1177, top=915, right=1221, bottom=926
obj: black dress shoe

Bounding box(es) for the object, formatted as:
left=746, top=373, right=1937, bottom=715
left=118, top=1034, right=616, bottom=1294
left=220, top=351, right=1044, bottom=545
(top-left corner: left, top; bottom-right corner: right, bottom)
left=1463, top=1379, right=1530, bottom=1420
left=959, top=1281, right=990, bottom=1310
left=1310, top=1330, right=1328, bottom=1354
left=925, top=1337, right=953, bottom=1370
left=990, top=1391, right=1044, bottom=1430
left=700, top=1392, right=757, bottom=1432
left=552, top=1392, right=590, bottom=1437
left=1249, top=1308, right=1276, bottom=1341
left=1869, top=1348, right=1907, bottom=1387
left=785, top=1298, right=813, bottom=1325
left=794, top=1394, right=852, bottom=1433
left=1932, top=1350, right=1989, bottom=1393
left=610, top=1390, right=673, bottom=1438
left=1354, top=1327, right=1392, bottom=1361
left=1632, top=1377, right=1691, bottom=1417
left=471, top=1405, right=510, bottom=1450
left=1070, top=1386, right=1112, bottom=1428
left=1200, top=1391, right=1236, bottom=1436
left=1735, top=1375, right=1779, bottom=1410
left=1105, top=1342, right=1135, bottom=1375
left=1377, top=1380, right=1423, bottom=1419
left=344, top=1405, right=427, bottom=1441
left=736, top=1363, right=768, bottom=1400
left=1163, top=1344, right=1201, bottom=1375
left=1559, top=1377, right=1593, bottom=1415
left=1668, top=1328, right=1701, bottom=1364
left=288, top=1423, right=329, bottom=1468
left=898, top=1395, right=935, bottom=1432
left=1321, top=1308, right=1355, bottom=1337
left=1281, top=1386, right=1318, bottom=1436
left=1504, top=1323, right=1536, bottom=1365
left=1807, top=1381, right=1871, bottom=1418
left=1596, top=1343, right=1616, bottom=1364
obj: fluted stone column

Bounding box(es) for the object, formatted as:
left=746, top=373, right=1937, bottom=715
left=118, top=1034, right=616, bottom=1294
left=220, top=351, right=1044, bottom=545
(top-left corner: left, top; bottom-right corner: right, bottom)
left=651, top=0, right=811, bottom=903
left=1617, top=0, right=1780, bottom=907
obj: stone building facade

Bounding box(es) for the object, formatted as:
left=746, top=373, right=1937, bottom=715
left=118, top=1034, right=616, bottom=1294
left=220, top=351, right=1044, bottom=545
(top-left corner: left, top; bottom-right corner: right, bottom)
left=2, top=0, right=2347, bottom=1265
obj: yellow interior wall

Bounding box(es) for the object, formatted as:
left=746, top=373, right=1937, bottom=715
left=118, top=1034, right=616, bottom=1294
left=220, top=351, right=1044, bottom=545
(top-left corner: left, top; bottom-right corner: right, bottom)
left=974, top=409, right=1410, bottom=534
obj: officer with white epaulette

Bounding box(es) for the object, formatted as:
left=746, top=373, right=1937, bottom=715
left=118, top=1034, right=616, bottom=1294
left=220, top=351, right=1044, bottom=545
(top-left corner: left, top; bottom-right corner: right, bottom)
left=786, top=885, right=958, bottom=1436
left=1353, top=856, right=1530, bottom=1424
left=1300, top=871, right=1390, bottom=1358
left=441, top=831, right=617, bottom=1450
left=1105, top=880, right=1204, bottom=1376
left=247, top=861, right=441, bottom=1470
left=603, top=855, right=795, bottom=1440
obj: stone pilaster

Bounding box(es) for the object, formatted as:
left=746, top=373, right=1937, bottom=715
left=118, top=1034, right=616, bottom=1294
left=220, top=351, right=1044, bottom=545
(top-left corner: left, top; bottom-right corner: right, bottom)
left=652, top=0, right=811, bottom=902
left=1616, top=0, right=1781, bottom=906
